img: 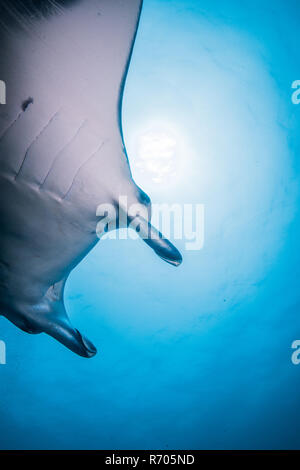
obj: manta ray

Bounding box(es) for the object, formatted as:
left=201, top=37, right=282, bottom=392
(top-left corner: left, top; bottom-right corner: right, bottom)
left=0, top=0, right=182, bottom=358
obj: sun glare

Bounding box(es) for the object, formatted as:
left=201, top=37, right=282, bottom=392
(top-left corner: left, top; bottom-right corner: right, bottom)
left=136, top=130, right=177, bottom=184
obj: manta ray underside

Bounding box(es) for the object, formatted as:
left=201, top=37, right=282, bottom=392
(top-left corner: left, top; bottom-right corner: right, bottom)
left=0, top=0, right=182, bottom=357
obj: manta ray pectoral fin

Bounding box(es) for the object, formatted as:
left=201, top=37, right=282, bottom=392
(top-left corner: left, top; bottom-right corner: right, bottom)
left=134, top=216, right=183, bottom=267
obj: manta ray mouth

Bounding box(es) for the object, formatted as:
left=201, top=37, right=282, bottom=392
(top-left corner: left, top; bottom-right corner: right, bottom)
left=157, top=254, right=182, bottom=267
left=149, top=241, right=183, bottom=267
left=136, top=217, right=183, bottom=267
left=75, top=330, right=97, bottom=358
left=152, top=243, right=183, bottom=266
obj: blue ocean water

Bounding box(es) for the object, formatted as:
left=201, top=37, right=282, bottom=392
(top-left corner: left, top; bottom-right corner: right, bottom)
left=1, top=0, right=300, bottom=450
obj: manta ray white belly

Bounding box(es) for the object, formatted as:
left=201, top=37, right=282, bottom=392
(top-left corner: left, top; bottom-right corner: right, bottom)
left=0, top=0, right=182, bottom=358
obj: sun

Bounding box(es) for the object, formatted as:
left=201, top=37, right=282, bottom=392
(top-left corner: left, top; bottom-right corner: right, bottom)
left=136, top=129, right=177, bottom=184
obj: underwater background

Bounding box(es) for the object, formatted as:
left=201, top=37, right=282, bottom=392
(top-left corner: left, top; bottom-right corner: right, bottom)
left=1, top=0, right=300, bottom=450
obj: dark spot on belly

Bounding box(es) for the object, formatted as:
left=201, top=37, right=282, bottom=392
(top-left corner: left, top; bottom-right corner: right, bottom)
left=21, top=97, right=34, bottom=112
